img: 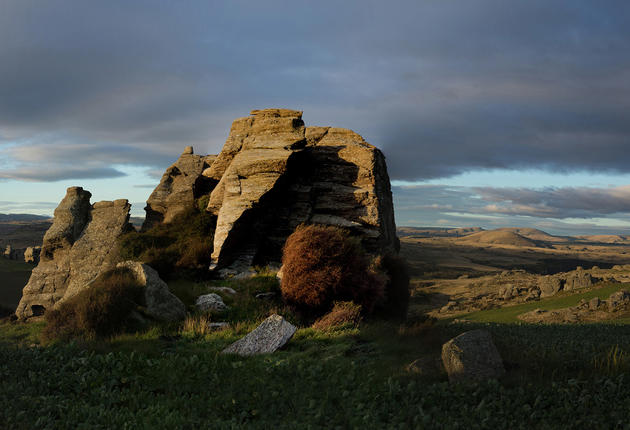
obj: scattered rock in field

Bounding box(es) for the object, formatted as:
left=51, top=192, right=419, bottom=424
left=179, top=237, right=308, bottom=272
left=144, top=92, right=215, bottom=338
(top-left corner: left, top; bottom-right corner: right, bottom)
left=195, top=293, right=228, bottom=312
left=117, top=261, right=186, bottom=322
left=563, top=269, right=594, bottom=291
left=607, top=290, right=630, bottom=312
left=255, top=292, right=276, bottom=300
left=222, top=314, right=296, bottom=356
left=589, top=297, right=601, bottom=310
left=23, top=246, right=41, bottom=264
left=441, top=329, right=505, bottom=383
left=208, top=286, right=237, bottom=295
left=538, top=276, right=562, bottom=298
left=499, top=284, right=514, bottom=300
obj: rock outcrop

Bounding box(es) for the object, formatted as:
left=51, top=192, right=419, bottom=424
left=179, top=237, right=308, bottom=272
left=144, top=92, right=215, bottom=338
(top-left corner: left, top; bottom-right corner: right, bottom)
left=23, top=246, right=41, bottom=264
left=143, top=109, right=398, bottom=271
left=116, top=261, right=186, bottom=322
left=441, top=329, right=505, bottom=383
left=15, top=188, right=132, bottom=319
left=142, top=147, right=217, bottom=230
left=222, top=314, right=296, bottom=355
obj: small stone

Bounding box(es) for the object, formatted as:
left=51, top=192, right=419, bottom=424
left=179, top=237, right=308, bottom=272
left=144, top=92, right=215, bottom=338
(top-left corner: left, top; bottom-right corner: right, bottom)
left=255, top=292, right=276, bottom=300
left=222, top=314, right=296, bottom=356
left=209, top=322, right=229, bottom=331
left=589, top=297, right=600, bottom=311
left=195, top=293, right=228, bottom=312
left=208, top=286, right=237, bottom=295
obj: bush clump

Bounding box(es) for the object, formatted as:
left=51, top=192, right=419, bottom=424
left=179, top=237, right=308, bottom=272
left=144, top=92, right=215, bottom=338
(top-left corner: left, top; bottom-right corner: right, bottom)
left=42, top=268, right=144, bottom=341
left=118, top=203, right=215, bottom=278
left=280, top=224, right=385, bottom=315
left=312, top=301, right=362, bottom=331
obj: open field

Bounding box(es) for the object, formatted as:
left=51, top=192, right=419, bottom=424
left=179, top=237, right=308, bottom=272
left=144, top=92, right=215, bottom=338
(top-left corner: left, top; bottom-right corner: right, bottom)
left=4, top=226, right=630, bottom=427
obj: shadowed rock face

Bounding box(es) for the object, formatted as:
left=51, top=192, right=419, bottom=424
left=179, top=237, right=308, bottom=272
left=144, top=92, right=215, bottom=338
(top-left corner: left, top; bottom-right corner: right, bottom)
left=197, top=109, right=399, bottom=270
left=142, top=146, right=216, bottom=231
left=15, top=188, right=132, bottom=319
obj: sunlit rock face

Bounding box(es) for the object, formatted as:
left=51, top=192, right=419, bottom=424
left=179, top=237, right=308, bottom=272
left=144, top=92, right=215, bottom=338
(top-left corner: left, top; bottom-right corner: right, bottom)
left=142, top=147, right=216, bottom=231
left=15, top=188, right=132, bottom=319
left=144, top=108, right=399, bottom=271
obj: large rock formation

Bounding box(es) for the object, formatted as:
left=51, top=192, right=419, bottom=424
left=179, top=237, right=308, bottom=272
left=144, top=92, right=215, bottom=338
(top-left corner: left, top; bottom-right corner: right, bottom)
left=15, top=187, right=132, bottom=319
left=142, top=108, right=398, bottom=271
left=142, top=146, right=217, bottom=230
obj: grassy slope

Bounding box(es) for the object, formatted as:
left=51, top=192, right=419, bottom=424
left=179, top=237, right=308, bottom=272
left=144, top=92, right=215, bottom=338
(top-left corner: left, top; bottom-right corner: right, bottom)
left=460, top=282, right=629, bottom=323
left=4, top=275, right=630, bottom=427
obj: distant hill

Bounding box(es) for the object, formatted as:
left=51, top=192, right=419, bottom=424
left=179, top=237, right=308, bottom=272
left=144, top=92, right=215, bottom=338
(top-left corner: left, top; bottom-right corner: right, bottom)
left=576, top=235, right=630, bottom=244
left=457, top=230, right=544, bottom=247
left=397, top=226, right=484, bottom=238
left=0, top=213, right=52, bottom=222
left=496, top=227, right=571, bottom=243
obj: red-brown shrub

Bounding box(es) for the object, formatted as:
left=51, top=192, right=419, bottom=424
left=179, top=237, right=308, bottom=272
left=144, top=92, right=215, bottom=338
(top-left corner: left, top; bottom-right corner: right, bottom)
left=312, top=301, right=362, bottom=330
left=43, top=268, right=144, bottom=341
left=280, top=224, right=385, bottom=315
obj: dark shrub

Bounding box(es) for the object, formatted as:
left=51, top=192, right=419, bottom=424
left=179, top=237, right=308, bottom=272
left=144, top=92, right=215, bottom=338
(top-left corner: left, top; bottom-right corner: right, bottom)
left=117, top=201, right=215, bottom=279
left=374, top=254, right=410, bottom=320
left=312, top=301, right=362, bottom=331
left=43, top=268, right=144, bottom=341
left=280, top=224, right=385, bottom=315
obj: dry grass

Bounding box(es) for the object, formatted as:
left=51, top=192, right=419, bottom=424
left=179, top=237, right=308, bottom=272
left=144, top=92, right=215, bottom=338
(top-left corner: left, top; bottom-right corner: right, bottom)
left=312, top=301, right=362, bottom=331
left=42, top=268, right=144, bottom=341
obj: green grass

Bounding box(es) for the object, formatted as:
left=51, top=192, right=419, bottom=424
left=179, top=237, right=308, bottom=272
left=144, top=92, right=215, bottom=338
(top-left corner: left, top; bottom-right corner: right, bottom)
left=3, top=319, right=630, bottom=428
left=460, top=282, right=630, bottom=323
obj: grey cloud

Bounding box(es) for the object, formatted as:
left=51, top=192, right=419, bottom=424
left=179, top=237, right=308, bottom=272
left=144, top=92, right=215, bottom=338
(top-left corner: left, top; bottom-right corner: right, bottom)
left=0, top=167, right=126, bottom=182
left=475, top=186, right=630, bottom=218
left=392, top=184, right=630, bottom=235
left=2, top=0, right=630, bottom=183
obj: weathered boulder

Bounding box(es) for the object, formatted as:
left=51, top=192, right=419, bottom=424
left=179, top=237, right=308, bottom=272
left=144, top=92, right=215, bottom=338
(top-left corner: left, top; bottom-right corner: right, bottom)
left=563, top=268, right=594, bottom=291
left=117, top=261, right=186, bottom=322
left=222, top=314, right=296, bottom=355
left=441, top=329, right=505, bottom=383
left=195, top=293, right=228, bottom=312
left=142, top=147, right=217, bottom=230
left=24, top=246, right=41, bottom=264
left=15, top=188, right=132, bottom=319
left=607, top=290, right=630, bottom=312
left=538, top=275, right=562, bottom=298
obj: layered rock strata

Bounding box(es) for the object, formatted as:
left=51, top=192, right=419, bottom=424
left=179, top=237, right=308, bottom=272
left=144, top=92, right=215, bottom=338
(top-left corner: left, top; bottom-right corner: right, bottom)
left=15, top=187, right=132, bottom=319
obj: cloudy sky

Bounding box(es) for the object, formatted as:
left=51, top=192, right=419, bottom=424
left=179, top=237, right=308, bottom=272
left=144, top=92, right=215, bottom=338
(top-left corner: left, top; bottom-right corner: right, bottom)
left=1, top=0, right=630, bottom=235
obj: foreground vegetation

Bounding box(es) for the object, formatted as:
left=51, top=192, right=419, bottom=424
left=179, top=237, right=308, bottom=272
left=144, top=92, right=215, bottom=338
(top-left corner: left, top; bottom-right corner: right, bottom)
left=3, top=304, right=630, bottom=428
